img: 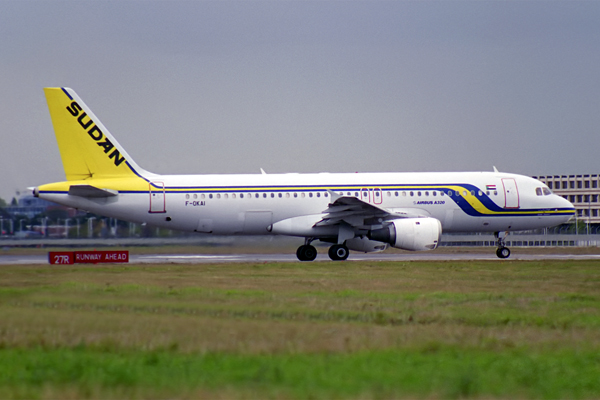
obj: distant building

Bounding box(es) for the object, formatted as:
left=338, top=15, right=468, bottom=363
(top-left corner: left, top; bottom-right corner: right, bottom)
left=3, top=191, right=78, bottom=219
left=533, top=174, right=600, bottom=223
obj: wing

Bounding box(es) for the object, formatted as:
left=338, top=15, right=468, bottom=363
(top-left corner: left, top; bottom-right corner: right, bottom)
left=314, top=190, right=429, bottom=230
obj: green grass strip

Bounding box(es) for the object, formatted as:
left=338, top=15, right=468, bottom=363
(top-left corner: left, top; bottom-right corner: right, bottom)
left=0, top=347, right=598, bottom=399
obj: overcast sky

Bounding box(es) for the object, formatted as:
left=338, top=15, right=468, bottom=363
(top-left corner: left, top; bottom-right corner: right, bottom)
left=1, top=1, right=599, bottom=201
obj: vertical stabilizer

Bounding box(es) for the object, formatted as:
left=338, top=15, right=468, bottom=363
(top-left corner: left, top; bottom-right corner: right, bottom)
left=44, top=87, right=147, bottom=181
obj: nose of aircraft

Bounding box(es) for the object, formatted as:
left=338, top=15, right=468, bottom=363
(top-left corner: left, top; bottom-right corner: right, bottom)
left=555, top=195, right=576, bottom=223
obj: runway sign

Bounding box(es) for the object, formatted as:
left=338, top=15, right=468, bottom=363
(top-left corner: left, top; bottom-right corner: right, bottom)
left=48, top=251, right=129, bottom=265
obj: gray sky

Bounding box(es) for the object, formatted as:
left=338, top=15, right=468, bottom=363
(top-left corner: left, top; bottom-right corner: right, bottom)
left=1, top=1, right=599, bottom=202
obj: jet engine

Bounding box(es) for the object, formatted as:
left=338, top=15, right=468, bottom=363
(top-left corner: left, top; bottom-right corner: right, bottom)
left=367, top=218, right=442, bottom=251
left=344, top=237, right=388, bottom=253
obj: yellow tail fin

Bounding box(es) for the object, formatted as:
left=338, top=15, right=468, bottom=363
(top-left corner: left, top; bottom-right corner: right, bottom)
left=44, top=87, right=146, bottom=181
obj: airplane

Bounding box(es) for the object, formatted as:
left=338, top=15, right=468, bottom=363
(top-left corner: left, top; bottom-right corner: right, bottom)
left=34, top=88, right=576, bottom=261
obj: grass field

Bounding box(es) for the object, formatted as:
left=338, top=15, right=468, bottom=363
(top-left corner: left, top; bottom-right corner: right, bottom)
left=0, top=259, right=599, bottom=399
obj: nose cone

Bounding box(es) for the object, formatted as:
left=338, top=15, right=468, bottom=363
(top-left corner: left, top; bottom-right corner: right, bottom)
left=555, top=195, right=576, bottom=223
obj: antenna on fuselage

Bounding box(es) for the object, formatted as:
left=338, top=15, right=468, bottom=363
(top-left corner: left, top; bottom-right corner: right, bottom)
left=493, top=166, right=499, bottom=173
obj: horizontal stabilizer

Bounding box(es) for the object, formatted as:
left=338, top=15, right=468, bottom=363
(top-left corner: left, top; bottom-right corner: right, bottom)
left=69, top=185, right=118, bottom=198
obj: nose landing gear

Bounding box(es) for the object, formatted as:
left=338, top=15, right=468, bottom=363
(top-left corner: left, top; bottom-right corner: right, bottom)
left=495, top=232, right=511, bottom=259
left=496, top=246, right=511, bottom=259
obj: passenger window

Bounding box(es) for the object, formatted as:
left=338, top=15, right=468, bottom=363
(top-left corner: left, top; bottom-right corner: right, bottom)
left=263, top=193, right=267, bottom=198
left=425, top=191, right=429, bottom=196
left=201, top=194, right=205, bottom=199
left=410, top=191, right=414, bottom=197
left=286, top=193, right=290, bottom=198
left=301, top=193, right=305, bottom=198
left=278, top=193, right=282, bottom=198
left=271, top=193, right=275, bottom=198
left=316, top=193, right=320, bottom=198
left=240, top=194, right=244, bottom=199
left=209, top=194, right=213, bottom=199
left=309, top=193, right=313, bottom=198
left=217, top=194, right=221, bottom=199
left=324, top=193, right=328, bottom=198
left=185, top=194, right=190, bottom=199
left=294, top=193, right=298, bottom=198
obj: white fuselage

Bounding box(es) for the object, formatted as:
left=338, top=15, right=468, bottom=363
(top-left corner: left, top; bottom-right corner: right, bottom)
left=39, top=170, right=575, bottom=236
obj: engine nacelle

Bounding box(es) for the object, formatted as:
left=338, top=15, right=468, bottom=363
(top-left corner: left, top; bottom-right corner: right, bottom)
left=345, top=237, right=388, bottom=253
left=368, top=218, right=441, bottom=251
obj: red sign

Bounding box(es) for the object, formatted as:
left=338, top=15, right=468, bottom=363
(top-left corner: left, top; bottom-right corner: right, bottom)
left=49, top=251, right=129, bottom=265
left=48, top=252, right=74, bottom=265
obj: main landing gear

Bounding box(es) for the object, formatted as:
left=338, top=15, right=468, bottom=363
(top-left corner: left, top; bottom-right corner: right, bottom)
left=495, top=232, right=511, bottom=259
left=296, top=244, right=317, bottom=261
left=296, top=239, right=350, bottom=261
left=328, top=244, right=349, bottom=261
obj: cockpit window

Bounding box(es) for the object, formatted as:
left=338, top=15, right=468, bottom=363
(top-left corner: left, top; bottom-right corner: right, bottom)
left=536, top=187, right=553, bottom=196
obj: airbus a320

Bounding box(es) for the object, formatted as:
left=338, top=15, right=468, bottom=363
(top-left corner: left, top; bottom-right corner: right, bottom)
left=34, top=88, right=575, bottom=260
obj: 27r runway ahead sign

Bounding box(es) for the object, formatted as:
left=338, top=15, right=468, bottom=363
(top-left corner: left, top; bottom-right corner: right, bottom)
left=48, top=251, right=129, bottom=265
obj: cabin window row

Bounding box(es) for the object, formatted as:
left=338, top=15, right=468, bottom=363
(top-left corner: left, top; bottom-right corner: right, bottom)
left=184, top=192, right=330, bottom=200
left=385, top=190, right=498, bottom=197
left=183, top=189, right=500, bottom=200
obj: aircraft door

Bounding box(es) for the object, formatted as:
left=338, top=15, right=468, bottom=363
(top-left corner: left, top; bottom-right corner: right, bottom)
left=373, top=188, right=383, bottom=204
left=502, top=178, right=520, bottom=209
left=361, top=188, right=383, bottom=204
left=149, top=182, right=166, bottom=213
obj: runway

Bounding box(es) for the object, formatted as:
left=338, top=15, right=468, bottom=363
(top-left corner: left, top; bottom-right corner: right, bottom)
left=2, top=251, right=600, bottom=265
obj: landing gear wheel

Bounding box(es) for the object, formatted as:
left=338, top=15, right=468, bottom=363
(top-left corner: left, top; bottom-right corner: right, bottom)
left=496, top=247, right=511, bottom=259
left=328, top=244, right=349, bottom=261
left=296, top=245, right=317, bottom=261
